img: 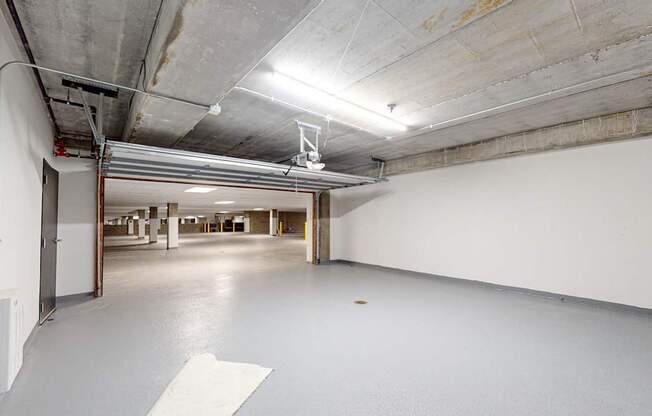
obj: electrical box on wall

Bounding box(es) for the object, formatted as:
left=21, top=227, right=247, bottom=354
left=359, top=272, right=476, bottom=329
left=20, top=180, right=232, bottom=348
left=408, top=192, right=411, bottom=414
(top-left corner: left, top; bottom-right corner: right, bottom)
left=0, top=290, right=23, bottom=393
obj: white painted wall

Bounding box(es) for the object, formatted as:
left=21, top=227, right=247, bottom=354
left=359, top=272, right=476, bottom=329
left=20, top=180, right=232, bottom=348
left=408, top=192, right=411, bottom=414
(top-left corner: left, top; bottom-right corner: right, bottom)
left=331, top=138, right=652, bottom=309
left=0, top=13, right=55, bottom=345
left=0, top=14, right=97, bottom=355
left=55, top=165, right=96, bottom=297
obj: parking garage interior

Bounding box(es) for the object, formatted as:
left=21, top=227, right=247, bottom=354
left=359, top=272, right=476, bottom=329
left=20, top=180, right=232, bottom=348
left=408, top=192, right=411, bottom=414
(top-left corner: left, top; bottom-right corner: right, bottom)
left=1, top=1, right=651, bottom=415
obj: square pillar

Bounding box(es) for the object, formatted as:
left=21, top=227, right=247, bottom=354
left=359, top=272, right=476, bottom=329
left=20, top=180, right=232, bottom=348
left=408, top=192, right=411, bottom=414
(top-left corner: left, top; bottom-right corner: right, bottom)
left=149, top=207, right=159, bottom=243
left=167, top=203, right=179, bottom=249
left=137, top=209, right=146, bottom=239
left=127, top=216, right=134, bottom=235
left=244, top=215, right=251, bottom=233
left=269, top=209, right=279, bottom=236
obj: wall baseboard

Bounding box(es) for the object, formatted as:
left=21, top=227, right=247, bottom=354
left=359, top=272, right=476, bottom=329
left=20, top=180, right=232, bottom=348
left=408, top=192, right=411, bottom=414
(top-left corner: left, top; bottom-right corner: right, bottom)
left=331, top=260, right=652, bottom=315
left=56, top=292, right=94, bottom=303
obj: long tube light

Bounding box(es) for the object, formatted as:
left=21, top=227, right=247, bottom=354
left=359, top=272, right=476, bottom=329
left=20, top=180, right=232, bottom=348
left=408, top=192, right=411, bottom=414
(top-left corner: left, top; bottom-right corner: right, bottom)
left=271, top=72, right=408, bottom=133
left=234, top=86, right=374, bottom=135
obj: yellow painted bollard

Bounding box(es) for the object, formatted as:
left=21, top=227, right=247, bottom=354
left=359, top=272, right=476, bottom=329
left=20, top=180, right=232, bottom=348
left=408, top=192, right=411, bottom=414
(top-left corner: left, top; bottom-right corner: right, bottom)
left=304, top=222, right=307, bottom=240
left=279, top=222, right=283, bottom=236
left=220, top=223, right=223, bottom=232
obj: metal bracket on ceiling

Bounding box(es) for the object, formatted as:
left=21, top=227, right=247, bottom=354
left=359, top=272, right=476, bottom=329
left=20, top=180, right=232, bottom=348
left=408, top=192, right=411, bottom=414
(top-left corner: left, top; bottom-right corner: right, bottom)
left=297, top=121, right=321, bottom=153
left=371, top=156, right=385, bottom=179
left=293, top=121, right=325, bottom=170
left=78, top=88, right=105, bottom=148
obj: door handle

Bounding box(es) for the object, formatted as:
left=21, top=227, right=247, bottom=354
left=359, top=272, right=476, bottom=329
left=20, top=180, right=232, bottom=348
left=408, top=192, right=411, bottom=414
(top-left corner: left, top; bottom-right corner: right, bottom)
left=52, top=238, right=63, bottom=243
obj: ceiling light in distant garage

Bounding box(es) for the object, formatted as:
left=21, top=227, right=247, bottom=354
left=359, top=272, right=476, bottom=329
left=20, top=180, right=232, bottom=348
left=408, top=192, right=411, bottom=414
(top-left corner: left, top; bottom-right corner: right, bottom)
left=185, top=187, right=217, bottom=193
left=253, top=208, right=265, bottom=211
left=271, top=72, right=407, bottom=133
left=214, top=201, right=235, bottom=205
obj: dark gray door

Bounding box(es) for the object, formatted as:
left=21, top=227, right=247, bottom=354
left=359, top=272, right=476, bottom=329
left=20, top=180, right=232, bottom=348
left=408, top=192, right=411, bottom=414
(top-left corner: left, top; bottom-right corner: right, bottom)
left=39, top=160, right=59, bottom=323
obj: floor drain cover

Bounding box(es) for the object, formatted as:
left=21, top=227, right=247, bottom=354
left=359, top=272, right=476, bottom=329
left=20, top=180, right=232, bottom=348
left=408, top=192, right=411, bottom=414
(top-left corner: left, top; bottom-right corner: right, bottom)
left=354, top=300, right=368, bottom=305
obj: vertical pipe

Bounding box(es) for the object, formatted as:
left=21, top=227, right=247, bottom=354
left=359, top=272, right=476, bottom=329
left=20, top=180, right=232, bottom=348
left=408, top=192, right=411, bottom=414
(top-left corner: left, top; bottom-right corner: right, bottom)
left=95, top=167, right=104, bottom=297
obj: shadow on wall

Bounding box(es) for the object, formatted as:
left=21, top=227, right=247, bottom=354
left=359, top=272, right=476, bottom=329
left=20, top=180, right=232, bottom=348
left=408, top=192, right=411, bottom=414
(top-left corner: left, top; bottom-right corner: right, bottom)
left=2, top=66, right=51, bottom=177
left=332, top=189, right=391, bottom=217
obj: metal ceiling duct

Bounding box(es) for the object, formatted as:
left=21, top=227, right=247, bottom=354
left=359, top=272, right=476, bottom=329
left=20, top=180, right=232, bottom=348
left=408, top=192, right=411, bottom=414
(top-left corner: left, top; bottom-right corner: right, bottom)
left=101, top=141, right=385, bottom=191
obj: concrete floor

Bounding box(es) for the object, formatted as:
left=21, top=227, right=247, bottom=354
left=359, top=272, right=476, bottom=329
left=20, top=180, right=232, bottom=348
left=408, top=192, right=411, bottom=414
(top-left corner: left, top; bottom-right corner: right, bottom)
left=1, top=233, right=651, bottom=415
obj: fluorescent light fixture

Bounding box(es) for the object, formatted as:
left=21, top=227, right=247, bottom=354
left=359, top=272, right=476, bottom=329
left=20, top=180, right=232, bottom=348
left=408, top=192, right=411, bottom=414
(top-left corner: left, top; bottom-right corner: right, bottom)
left=185, top=186, right=216, bottom=193
left=219, top=211, right=230, bottom=214
left=184, top=216, right=195, bottom=219
left=197, top=215, right=206, bottom=218
left=214, top=201, right=234, bottom=205
left=253, top=208, right=265, bottom=211
left=272, top=72, right=407, bottom=133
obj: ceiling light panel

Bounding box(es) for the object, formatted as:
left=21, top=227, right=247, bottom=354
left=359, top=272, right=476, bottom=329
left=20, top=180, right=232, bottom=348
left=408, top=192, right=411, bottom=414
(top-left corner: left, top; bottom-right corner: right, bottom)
left=270, top=72, right=407, bottom=134
left=214, top=201, right=235, bottom=205
left=185, top=187, right=217, bottom=193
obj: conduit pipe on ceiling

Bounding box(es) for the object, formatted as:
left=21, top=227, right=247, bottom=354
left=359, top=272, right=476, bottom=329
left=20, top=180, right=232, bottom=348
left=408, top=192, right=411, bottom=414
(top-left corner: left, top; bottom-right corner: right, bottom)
left=234, top=86, right=377, bottom=136
left=0, top=60, right=211, bottom=111
left=392, top=64, right=652, bottom=142
left=236, top=64, right=652, bottom=142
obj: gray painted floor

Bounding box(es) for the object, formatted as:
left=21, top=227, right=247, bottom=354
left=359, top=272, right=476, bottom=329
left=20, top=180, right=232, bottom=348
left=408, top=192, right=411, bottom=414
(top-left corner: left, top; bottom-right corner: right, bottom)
left=1, top=233, right=651, bottom=415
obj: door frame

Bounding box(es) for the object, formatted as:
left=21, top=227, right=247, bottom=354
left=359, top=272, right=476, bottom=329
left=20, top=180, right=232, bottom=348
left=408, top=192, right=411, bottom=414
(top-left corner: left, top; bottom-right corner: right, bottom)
left=94, top=176, right=320, bottom=297
left=39, top=159, right=59, bottom=323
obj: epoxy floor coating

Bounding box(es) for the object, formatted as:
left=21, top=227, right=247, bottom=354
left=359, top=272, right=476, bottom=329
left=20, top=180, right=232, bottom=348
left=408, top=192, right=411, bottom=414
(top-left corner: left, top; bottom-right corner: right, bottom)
left=2, top=233, right=652, bottom=415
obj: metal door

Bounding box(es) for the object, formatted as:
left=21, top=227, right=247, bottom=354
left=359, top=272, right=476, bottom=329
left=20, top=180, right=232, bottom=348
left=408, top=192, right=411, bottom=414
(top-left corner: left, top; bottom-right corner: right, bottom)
left=39, top=160, right=59, bottom=323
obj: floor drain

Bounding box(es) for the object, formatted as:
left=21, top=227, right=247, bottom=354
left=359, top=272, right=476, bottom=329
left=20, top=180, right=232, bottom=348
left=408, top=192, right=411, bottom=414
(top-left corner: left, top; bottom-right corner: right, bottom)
left=354, top=300, right=368, bottom=305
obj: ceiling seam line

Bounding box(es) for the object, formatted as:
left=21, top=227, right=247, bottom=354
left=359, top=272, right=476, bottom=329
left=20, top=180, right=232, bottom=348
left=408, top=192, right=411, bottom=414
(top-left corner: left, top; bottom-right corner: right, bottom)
left=329, top=0, right=371, bottom=90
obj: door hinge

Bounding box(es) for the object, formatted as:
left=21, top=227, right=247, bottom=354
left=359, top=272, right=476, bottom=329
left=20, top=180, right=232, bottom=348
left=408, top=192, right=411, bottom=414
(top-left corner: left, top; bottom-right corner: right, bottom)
left=40, top=302, right=44, bottom=313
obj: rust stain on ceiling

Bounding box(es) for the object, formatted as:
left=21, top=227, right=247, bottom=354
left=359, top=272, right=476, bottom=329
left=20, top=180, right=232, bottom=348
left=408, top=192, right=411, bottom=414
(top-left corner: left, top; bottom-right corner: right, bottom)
left=153, top=5, right=186, bottom=87
left=420, top=7, right=448, bottom=33
left=455, top=0, right=508, bottom=29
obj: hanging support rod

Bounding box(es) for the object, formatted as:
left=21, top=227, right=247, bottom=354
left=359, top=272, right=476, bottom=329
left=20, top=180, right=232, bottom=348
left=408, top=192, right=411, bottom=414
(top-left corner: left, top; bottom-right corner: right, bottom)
left=0, top=60, right=211, bottom=111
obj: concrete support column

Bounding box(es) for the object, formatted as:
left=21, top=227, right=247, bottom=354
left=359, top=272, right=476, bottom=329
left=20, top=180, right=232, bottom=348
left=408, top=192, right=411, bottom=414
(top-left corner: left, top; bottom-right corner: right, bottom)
left=167, top=203, right=179, bottom=249
left=149, top=206, right=159, bottom=243
left=269, top=209, right=279, bottom=236
left=318, top=192, right=330, bottom=263
left=306, top=201, right=313, bottom=263
left=137, top=209, right=146, bottom=239
left=244, top=215, right=251, bottom=233
left=127, top=216, right=134, bottom=235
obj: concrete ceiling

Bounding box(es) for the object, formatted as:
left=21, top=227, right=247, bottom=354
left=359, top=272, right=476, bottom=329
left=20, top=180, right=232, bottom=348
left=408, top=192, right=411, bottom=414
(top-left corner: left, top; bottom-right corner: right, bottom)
left=14, top=0, right=652, bottom=172
left=14, top=0, right=161, bottom=138
left=105, top=179, right=310, bottom=218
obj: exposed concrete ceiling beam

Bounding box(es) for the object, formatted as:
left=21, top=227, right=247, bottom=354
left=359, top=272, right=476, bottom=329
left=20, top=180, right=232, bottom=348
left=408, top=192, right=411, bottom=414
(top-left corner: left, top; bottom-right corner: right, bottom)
left=12, top=0, right=161, bottom=139
left=395, top=33, right=652, bottom=135
left=347, top=107, right=652, bottom=177
left=123, top=0, right=321, bottom=147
